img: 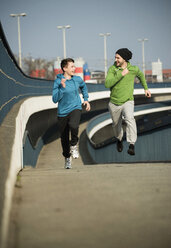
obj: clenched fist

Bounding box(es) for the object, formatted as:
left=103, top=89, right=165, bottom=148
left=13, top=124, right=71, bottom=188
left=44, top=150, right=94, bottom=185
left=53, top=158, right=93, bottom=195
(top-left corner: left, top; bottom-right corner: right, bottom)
left=61, top=78, right=66, bottom=88
left=122, top=68, right=129, bottom=76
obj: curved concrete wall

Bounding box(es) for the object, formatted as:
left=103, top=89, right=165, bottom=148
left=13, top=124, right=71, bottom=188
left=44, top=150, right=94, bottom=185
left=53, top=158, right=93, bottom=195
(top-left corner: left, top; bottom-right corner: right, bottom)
left=87, top=125, right=171, bottom=163
left=0, top=96, right=56, bottom=247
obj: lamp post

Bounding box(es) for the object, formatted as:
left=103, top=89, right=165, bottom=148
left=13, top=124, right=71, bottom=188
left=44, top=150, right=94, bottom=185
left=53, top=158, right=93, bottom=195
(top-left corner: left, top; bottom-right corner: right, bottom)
left=138, top=38, right=148, bottom=75
left=57, top=25, right=71, bottom=59
left=10, top=13, right=26, bottom=69
left=99, top=33, right=111, bottom=77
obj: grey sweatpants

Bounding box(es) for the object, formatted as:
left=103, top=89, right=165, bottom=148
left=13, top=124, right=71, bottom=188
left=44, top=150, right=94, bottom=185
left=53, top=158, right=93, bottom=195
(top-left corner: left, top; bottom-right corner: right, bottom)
left=108, top=100, right=137, bottom=144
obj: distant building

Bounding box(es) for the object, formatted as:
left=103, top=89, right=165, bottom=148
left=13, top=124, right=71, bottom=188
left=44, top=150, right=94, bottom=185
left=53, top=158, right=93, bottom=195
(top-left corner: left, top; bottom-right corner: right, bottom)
left=162, top=69, right=171, bottom=80
left=91, top=71, right=105, bottom=84
left=145, top=59, right=171, bottom=82
left=83, top=63, right=91, bottom=81
left=146, top=69, right=171, bottom=82
left=152, top=59, right=163, bottom=82
left=30, top=69, right=46, bottom=78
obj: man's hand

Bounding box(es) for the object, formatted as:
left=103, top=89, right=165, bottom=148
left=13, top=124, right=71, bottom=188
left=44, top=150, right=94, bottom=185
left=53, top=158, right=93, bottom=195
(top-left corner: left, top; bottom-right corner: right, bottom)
left=61, top=78, right=66, bottom=88
left=145, top=89, right=151, bottom=98
left=83, top=101, right=91, bottom=111
left=122, top=68, right=129, bottom=76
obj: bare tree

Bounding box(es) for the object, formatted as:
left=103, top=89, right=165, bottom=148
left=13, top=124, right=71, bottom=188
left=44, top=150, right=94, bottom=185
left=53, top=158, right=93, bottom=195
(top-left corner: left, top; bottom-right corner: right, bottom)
left=23, top=56, right=55, bottom=80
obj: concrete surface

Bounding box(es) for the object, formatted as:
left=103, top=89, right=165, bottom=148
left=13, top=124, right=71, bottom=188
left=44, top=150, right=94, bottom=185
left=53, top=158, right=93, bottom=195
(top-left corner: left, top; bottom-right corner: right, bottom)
left=7, top=123, right=171, bottom=248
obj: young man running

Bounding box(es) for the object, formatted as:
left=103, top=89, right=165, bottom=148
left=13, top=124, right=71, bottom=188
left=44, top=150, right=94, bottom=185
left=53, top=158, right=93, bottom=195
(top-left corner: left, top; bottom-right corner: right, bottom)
left=52, top=58, right=90, bottom=169
left=105, top=48, right=151, bottom=155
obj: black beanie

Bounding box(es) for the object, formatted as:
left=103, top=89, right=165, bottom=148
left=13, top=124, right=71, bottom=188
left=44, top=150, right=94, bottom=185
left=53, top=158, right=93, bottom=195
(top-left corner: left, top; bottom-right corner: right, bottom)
left=115, top=48, right=132, bottom=61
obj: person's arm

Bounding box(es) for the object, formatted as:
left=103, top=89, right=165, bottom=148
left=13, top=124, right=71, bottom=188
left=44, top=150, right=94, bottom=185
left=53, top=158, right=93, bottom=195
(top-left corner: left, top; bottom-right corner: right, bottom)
left=79, top=79, right=89, bottom=101
left=105, top=66, right=123, bottom=88
left=136, top=67, right=151, bottom=98
left=79, top=79, right=91, bottom=111
left=52, top=78, right=65, bottom=103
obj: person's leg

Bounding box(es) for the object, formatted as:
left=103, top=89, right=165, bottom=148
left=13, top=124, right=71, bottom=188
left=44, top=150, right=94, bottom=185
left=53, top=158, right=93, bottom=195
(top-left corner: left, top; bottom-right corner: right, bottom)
left=61, top=123, right=71, bottom=158
left=122, top=101, right=137, bottom=155
left=108, top=102, right=124, bottom=152
left=58, top=116, right=71, bottom=158
left=69, top=109, right=82, bottom=146
left=122, top=100, right=137, bottom=144
left=69, top=109, right=81, bottom=158
left=108, top=102, right=123, bottom=141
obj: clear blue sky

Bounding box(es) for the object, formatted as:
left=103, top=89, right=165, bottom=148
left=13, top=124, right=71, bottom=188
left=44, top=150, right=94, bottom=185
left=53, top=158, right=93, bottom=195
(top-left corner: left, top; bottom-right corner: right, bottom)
left=1, top=0, right=171, bottom=71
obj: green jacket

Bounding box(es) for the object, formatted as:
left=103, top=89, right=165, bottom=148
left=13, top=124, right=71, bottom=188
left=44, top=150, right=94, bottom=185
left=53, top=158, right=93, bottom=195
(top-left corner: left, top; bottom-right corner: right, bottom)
left=105, top=62, right=148, bottom=105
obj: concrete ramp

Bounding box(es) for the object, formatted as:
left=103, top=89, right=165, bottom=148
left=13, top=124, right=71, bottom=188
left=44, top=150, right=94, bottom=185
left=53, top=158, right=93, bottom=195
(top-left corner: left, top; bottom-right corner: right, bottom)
left=7, top=123, right=171, bottom=248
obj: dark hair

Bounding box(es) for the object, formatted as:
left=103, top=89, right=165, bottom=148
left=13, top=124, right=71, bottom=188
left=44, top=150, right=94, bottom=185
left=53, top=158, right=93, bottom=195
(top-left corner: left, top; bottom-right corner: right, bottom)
left=61, top=58, right=74, bottom=72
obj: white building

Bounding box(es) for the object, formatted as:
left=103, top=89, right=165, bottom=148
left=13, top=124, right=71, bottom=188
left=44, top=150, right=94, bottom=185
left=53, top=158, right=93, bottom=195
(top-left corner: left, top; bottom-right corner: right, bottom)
left=152, top=58, right=163, bottom=82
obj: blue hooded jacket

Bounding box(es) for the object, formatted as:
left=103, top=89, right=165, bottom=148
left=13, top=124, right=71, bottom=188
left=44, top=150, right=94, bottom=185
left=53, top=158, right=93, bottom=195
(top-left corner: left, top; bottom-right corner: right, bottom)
left=52, top=74, right=89, bottom=117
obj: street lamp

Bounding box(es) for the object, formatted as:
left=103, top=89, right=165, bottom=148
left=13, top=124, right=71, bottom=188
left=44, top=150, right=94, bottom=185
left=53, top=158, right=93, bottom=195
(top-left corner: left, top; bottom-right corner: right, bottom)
left=57, top=25, right=71, bottom=59
left=10, top=13, right=26, bottom=69
left=99, top=33, right=111, bottom=77
left=138, top=38, right=148, bottom=75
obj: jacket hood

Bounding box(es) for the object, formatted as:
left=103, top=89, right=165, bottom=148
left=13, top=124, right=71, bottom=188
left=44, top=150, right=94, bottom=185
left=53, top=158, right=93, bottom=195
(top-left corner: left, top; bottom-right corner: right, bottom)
left=57, top=73, right=64, bottom=79
left=56, top=74, right=77, bottom=80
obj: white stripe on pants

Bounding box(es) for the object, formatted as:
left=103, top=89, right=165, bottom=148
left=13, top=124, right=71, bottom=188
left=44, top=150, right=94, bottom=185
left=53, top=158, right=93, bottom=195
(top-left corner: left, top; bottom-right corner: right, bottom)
left=108, top=100, right=137, bottom=144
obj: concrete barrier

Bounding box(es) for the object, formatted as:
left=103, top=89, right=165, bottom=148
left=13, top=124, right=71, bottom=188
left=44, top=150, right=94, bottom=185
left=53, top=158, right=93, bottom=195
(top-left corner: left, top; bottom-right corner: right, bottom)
left=0, top=96, right=56, bottom=248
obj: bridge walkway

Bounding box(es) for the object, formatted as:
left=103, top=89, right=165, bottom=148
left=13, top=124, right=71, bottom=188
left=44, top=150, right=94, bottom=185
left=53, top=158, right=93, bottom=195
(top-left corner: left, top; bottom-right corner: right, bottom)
left=7, top=123, right=171, bottom=248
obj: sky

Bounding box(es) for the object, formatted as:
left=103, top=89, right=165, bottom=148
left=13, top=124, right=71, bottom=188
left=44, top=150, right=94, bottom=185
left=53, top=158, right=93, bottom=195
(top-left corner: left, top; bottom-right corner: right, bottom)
left=0, top=0, right=171, bottom=71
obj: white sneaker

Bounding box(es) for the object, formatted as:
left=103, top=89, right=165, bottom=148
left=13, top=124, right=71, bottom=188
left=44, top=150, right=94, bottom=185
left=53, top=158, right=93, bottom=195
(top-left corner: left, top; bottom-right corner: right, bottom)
left=65, top=157, right=72, bottom=169
left=70, top=145, right=79, bottom=159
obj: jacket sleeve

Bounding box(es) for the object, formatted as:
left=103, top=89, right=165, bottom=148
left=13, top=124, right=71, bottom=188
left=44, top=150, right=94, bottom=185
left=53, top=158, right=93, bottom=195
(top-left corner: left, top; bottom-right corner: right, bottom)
left=105, top=66, right=123, bottom=88
left=136, top=67, right=148, bottom=90
left=79, top=79, right=89, bottom=101
left=52, top=78, right=64, bottom=103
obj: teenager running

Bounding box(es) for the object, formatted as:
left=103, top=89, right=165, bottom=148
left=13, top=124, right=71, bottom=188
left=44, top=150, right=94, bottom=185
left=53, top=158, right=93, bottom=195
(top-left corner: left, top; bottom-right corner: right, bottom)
left=52, top=58, right=90, bottom=169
